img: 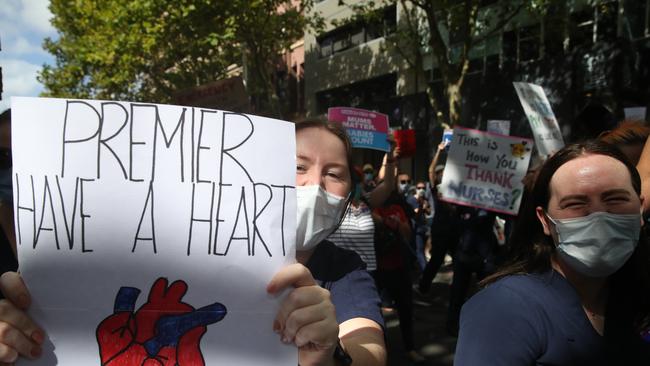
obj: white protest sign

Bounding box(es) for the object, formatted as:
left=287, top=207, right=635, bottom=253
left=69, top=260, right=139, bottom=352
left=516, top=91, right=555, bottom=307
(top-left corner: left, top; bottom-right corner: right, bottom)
left=513, top=82, right=564, bottom=157
left=487, top=120, right=510, bottom=135
left=12, top=97, right=297, bottom=365
left=439, top=127, right=533, bottom=215
left=624, top=107, right=647, bottom=122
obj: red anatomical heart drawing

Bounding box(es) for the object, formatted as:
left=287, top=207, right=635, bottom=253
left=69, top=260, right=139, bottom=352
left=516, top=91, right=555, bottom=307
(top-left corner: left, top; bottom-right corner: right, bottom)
left=96, top=277, right=227, bottom=366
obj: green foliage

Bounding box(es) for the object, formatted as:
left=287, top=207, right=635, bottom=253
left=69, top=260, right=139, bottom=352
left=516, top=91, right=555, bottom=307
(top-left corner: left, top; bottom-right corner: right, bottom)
left=39, top=0, right=318, bottom=113
left=342, top=0, right=555, bottom=125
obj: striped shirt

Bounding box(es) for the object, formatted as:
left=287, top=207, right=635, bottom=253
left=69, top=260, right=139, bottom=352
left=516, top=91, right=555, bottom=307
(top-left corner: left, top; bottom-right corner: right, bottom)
left=328, top=202, right=376, bottom=271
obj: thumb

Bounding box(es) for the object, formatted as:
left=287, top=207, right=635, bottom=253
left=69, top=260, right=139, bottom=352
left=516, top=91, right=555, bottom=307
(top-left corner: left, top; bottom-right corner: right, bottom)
left=0, top=272, right=30, bottom=309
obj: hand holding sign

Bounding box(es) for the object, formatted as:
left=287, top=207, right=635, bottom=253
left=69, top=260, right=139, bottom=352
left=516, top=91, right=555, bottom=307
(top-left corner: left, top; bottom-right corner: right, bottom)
left=267, top=263, right=339, bottom=366
left=96, top=278, right=227, bottom=366
left=0, top=272, right=45, bottom=363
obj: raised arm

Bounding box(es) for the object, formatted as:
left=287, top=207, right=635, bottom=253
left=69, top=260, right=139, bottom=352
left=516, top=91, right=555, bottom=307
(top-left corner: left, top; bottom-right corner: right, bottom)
left=367, top=150, right=398, bottom=209
left=428, top=142, right=446, bottom=187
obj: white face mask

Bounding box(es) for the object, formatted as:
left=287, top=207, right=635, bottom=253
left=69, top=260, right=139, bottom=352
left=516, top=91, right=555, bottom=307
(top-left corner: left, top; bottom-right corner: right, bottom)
left=296, top=185, right=348, bottom=251
left=547, top=211, right=641, bottom=277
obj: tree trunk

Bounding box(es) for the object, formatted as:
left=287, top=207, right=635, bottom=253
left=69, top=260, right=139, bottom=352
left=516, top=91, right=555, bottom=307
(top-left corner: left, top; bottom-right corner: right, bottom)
left=447, top=81, right=462, bottom=126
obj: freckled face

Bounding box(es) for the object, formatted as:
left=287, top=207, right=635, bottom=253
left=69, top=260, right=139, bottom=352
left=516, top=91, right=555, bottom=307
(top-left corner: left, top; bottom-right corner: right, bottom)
left=295, top=127, right=351, bottom=198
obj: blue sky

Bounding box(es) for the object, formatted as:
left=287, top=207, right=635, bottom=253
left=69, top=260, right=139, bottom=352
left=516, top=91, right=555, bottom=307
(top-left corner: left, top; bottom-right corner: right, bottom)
left=0, top=0, right=56, bottom=112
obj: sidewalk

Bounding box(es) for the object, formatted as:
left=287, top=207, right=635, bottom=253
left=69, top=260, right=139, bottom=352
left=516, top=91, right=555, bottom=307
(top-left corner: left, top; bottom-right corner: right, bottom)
left=384, top=264, right=457, bottom=365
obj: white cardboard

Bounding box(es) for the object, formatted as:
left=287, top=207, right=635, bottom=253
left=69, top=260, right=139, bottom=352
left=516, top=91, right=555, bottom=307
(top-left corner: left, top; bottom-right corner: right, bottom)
left=486, top=120, right=510, bottom=136
left=11, top=97, right=297, bottom=365
left=439, top=127, right=533, bottom=215
left=624, top=107, right=647, bottom=122
left=513, top=82, right=564, bottom=157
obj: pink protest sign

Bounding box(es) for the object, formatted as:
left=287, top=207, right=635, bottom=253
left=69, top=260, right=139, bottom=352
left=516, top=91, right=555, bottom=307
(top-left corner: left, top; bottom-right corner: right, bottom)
left=328, top=107, right=390, bottom=151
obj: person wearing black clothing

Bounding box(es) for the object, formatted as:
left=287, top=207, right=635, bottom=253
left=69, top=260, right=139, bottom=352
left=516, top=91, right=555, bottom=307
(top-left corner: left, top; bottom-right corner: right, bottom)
left=0, top=109, right=16, bottom=276
left=445, top=207, right=498, bottom=335
left=417, top=193, right=460, bottom=293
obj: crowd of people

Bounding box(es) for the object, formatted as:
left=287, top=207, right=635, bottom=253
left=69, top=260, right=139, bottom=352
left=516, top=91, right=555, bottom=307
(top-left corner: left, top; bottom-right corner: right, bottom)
left=0, top=109, right=649, bottom=365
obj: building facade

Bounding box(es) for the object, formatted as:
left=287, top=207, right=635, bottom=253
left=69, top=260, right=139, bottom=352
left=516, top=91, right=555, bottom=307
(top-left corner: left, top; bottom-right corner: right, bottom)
left=304, top=0, right=650, bottom=179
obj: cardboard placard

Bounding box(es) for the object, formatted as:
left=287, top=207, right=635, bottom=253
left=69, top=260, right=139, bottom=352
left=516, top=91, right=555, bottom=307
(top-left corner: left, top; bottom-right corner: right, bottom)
left=12, top=97, right=297, bottom=365
left=328, top=107, right=390, bottom=152
left=513, top=82, right=564, bottom=157
left=439, top=127, right=533, bottom=215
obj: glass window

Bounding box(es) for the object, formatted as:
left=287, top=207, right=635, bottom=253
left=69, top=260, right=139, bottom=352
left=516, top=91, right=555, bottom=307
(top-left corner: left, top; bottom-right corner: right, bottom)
left=596, top=1, right=617, bottom=42
left=316, top=4, right=396, bottom=58
left=570, top=9, right=595, bottom=47
left=320, top=37, right=333, bottom=58
left=518, top=24, right=541, bottom=63
left=623, top=0, right=650, bottom=39
left=350, top=27, right=365, bottom=46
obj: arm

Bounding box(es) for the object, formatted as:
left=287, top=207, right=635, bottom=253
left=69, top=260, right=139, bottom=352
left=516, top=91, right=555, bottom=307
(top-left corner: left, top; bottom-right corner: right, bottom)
left=366, top=153, right=397, bottom=209
left=268, top=264, right=344, bottom=366
left=638, top=135, right=650, bottom=213
left=339, top=318, right=386, bottom=366
left=376, top=135, right=397, bottom=181
left=428, top=142, right=446, bottom=187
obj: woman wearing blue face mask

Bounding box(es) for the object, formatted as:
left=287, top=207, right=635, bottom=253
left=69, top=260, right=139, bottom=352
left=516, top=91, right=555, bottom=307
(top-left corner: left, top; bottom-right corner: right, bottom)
left=0, top=119, right=386, bottom=366
left=455, top=141, right=650, bottom=365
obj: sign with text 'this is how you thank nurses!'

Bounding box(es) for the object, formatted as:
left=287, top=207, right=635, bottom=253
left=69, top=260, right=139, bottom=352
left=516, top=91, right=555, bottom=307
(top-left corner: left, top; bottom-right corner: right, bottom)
left=439, top=127, right=533, bottom=215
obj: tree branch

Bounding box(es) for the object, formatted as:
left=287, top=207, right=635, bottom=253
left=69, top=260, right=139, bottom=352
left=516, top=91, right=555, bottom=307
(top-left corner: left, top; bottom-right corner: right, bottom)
left=473, top=0, right=526, bottom=45
left=423, top=1, right=451, bottom=84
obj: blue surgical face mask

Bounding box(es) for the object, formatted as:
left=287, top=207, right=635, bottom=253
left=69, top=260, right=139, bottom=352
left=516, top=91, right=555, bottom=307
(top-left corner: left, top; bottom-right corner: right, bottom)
left=0, top=168, right=12, bottom=204
left=547, top=211, right=640, bottom=278
left=364, top=173, right=374, bottom=182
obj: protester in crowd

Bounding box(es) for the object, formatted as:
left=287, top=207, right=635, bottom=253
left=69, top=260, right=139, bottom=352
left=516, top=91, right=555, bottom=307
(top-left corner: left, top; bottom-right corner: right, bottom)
left=0, top=109, right=17, bottom=275
left=455, top=140, right=650, bottom=365
left=329, top=166, right=380, bottom=271
left=418, top=143, right=461, bottom=294
left=446, top=206, right=498, bottom=336
left=329, top=149, right=399, bottom=272
left=397, top=173, right=411, bottom=196
left=373, top=189, right=424, bottom=363
left=599, top=119, right=650, bottom=165
left=0, top=119, right=387, bottom=366
left=637, top=125, right=650, bottom=214
left=406, top=180, right=431, bottom=270
left=613, top=120, right=650, bottom=234
left=362, top=163, right=376, bottom=192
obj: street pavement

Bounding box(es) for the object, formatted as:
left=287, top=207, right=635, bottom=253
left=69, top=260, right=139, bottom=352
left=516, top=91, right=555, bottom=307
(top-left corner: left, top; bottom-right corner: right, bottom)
left=383, top=264, right=458, bottom=366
